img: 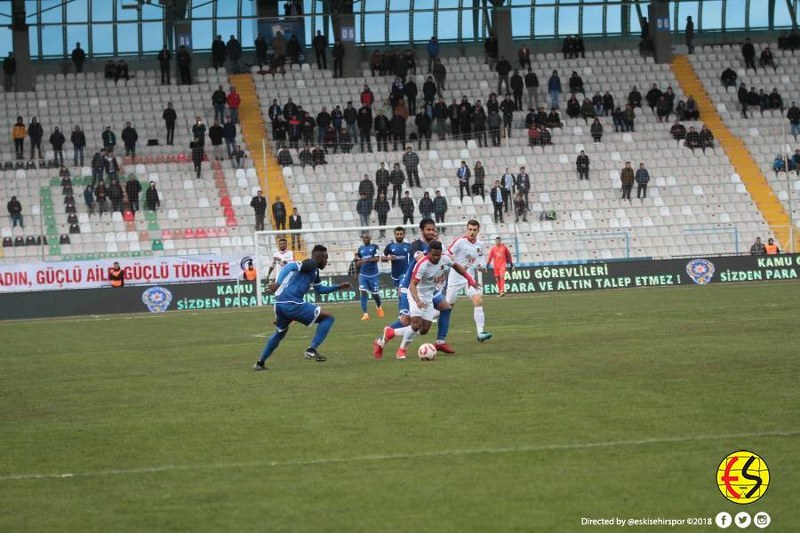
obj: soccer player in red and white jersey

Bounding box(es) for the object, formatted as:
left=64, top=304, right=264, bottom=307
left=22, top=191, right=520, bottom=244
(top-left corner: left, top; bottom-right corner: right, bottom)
left=445, top=219, right=492, bottom=342
left=486, top=235, right=513, bottom=296
left=266, top=237, right=295, bottom=281
left=380, top=240, right=478, bottom=359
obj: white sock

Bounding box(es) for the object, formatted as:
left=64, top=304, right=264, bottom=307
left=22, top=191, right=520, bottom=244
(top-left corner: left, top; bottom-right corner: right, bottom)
left=393, top=325, right=411, bottom=338
left=401, top=328, right=418, bottom=348
left=474, top=306, right=485, bottom=334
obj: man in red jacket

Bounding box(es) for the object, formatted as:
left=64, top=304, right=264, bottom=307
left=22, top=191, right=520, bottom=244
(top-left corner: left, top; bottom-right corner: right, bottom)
left=486, top=236, right=513, bottom=297
left=227, top=86, right=241, bottom=124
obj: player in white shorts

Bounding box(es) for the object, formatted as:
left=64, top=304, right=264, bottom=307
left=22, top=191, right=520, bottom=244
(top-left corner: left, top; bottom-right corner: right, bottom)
left=266, top=237, right=295, bottom=281
left=380, top=240, right=478, bottom=359
left=445, top=219, right=492, bottom=342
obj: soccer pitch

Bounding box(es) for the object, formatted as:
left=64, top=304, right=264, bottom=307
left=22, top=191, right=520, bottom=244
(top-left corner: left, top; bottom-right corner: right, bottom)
left=1, top=282, right=798, bottom=532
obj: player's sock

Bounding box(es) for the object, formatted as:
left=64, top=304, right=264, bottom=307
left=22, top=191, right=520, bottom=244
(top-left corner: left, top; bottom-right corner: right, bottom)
left=400, top=328, right=418, bottom=348
left=436, top=308, right=452, bottom=342
left=259, top=329, right=287, bottom=362
left=373, top=294, right=382, bottom=307
left=360, top=292, right=368, bottom=313
left=474, top=306, right=486, bottom=334
left=310, top=315, right=334, bottom=349
left=392, top=325, right=412, bottom=339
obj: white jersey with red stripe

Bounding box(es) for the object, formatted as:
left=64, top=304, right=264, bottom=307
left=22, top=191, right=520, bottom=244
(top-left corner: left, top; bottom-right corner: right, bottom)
left=271, top=249, right=295, bottom=279
left=446, top=235, right=485, bottom=284
left=411, top=253, right=455, bottom=303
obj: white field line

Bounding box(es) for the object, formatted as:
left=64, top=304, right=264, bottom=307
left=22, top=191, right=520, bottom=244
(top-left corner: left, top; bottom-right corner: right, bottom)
left=2, top=429, right=797, bottom=483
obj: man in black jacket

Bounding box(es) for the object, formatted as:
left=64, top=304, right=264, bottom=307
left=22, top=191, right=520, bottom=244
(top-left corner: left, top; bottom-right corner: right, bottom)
left=49, top=127, right=66, bottom=167
left=375, top=162, right=390, bottom=199
left=157, top=46, right=171, bottom=85
left=357, top=105, right=373, bottom=152
left=332, top=40, right=344, bottom=78
left=271, top=195, right=286, bottom=231
left=389, top=163, right=405, bottom=207
left=121, top=122, right=138, bottom=160
left=390, top=111, right=406, bottom=151
left=163, top=103, right=177, bottom=145
left=312, top=30, right=327, bottom=69
left=71, top=126, right=86, bottom=166
left=211, top=35, right=227, bottom=70
left=126, top=175, right=142, bottom=212
left=374, top=111, right=390, bottom=152
left=402, top=147, right=420, bottom=188
left=250, top=190, right=267, bottom=231
left=399, top=190, right=414, bottom=227
left=288, top=207, right=302, bottom=249
left=71, top=42, right=86, bottom=74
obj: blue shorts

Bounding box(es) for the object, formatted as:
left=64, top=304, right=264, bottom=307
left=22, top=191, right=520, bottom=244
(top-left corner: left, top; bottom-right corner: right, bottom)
left=399, top=290, right=444, bottom=316
left=274, top=302, right=321, bottom=331
left=359, top=274, right=380, bottom=293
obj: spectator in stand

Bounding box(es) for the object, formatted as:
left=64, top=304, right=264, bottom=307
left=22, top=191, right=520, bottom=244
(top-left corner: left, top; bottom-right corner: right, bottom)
left=311, top=145, right=326, bottom=167
left=473, top=102, right=488, bottom=147
left=95, top=179, right=109, bottom=215
left=49, top=127, right=65, bottom=167
left=623, top=104, right=636, bottom=131
left=104, top=59, right=117, bottom=80
left=177, top=45, right=192, bottom=84
left=513, top=191, right=527, bottom=222
left=501, top=167, right=515, bottom=213
left=374, top=192, right=390, bottom=238
left=332, top=40, right=344, bottom=78
left=568, top=71, right=584, bottom=96
left=590, top=117, right=603, bottom=143
left=357, top=192, right=372, bottom=229
left=433, top=59, right=447, bottom=96
left=157, top=45, right=171, bottom=85
left=742, top=38, right=757, bottom=71
left=271, top=31, right=288, bottom=69
left=212, top=85, right=226, bottom=123
left=456, top=160, right=471, bottom=201
left=760, top=46, right=778, bottom=71
left=227, top=34, right=242, bottom=73
left=496, top=55, right=512, bottom=95
left=576, top=150, right=590, bottom=180
left=2, top=52, right=15, bottom=92
left=515, top=167, right=531, bottom=208
left=222, top=116, right=236, bottom=158
left=288, top=208, right=302, bottom=249
left=645, top=83, right=662, bottom=113
left=115, top=60, right=129, bottom=84
left=685, top=16, right=695, bottom=54
left=374, top=110, right=390, bottom=152
left=357, top=104, right=373, bottom=152
left=248, top=191, right=266, bottom=231
left=126, top=174, right=142, bottom=212
left=286, top=34, right=302, bottom=65
left=389, top=162, right=405, bottom=207
left=71, top=125, right=85, bottom=166
left=403, top=146, right=420, bottom=188
left=343, top=101, right=358, bottom=143
left=548, top=70, right=562, bottom=109
left=361, top=84, right=375, bottom=109
left=162, top=102, right=177, bottom=146
left=28, top=117, right=43, bottom=160
left=612, top=106, right=625, bottom=132
left=227, top=87, right=241, bottom=124
left=390, top=110, right=406, bottom=151
left=656, top=95, right=671, bottom=122
left=525, top=69, right=539, bottom=110
left=90, top=151, right=104, bottom=184
left=108, top=178, right=124, bottom=212
left=787, top=101, right=800, bottom=140
left=671, top=119, right=687, bottom=143
left=473, top=161, right=486, bottom=199
left=7, top=196, right=22, bottom=227
left=628, top=85, right=642, bottom=108
left=211, top=35, right=226, bottom=70
left=426, top=36, right=439, bottom=73
left=634, top=163, right=650, bottom=199
left=620, top=161, right=634, bottom=201
left=433, top=189, right=448, bottom=231
left=566, top=94, right=580, bottom=119
left=268, top=194, right=285, bottom=231
left=359, top=172, right=375, bottom=203
left=12, top=116, right=25, bottom=160
left=488, top=109, right=502, bottom=147
left=104, top=150, right=119, bottom=179
left=510, top=70, right=524, bottom=111
left=489, top=180, right=504, bottom=223
left=209, top=120, right=224, bottom=161
left=699, top=125, right=715, bottom=152
left=191, top=140, right=204, bottom=179
left=684, top=96, right=700, bottom=120
left=121, top=121, right=138, bottom=160
left=591, top=92, right=604, bottom=117
left=71, top=42, right=86, bottom=73
left=768, top=88, right=784, bottom=111
left=485, top=32, right=499, bottom=69
left=83, top=184, right=95, bottom=215
left=422, top=76, right=438, bottom=111
left=312, top=30, right=327, bottom=70
left=580, top=98, right=595, bottom=124
left=518, top=44, right=531, bottom=70
left=750, top=237, right=766, bottom=255
left=415, top=109, right=432, bottom=150
left=254, top=33, right=267, bottom=69
left=419, top=191, right=433, bottom=220
left=101, top=125, right=116, bottom=152
left=277, top=147, right=293, bottom=167
left=721, top=67, right=737, bottom=91
left=405, top=77, right=418, bottom=115
left=399, top=190, right=415, bottom=227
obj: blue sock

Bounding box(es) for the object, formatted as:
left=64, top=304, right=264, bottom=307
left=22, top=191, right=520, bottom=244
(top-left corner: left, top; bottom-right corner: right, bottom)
left=311, top=316, right=334, bottom=349
left=373, top=294, right=382, bottom=307
left=259, top=329, right=286, bottom=363
left=389, top=318, right=403, bottom=329
left=360, top=292, right=368, bottom=313
left=436, top=308, right=452, bottom=342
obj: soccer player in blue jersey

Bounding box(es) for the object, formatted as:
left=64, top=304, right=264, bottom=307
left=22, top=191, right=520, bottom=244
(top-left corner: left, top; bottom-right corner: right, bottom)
left=372, top=218, right=457, bottom=358
left=253, top=244, right=351, bottom=371
left=382, top=226, right=412, bottom=310
left=356, top=233, right=384, bottom=320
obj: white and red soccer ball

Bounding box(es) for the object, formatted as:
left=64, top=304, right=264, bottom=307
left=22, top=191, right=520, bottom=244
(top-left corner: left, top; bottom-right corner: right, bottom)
left=417, top=343, right=438, bottom=361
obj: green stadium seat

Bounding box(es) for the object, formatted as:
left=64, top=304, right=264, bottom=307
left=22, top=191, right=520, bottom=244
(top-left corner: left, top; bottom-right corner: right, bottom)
left=151, top=239, right=164, bottom=251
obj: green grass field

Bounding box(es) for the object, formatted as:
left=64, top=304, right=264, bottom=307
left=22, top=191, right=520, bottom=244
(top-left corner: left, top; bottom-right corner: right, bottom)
left=2, top=282, right=799, bottom=532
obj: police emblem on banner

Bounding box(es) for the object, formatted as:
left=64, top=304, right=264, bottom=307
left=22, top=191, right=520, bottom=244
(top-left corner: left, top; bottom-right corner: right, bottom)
left=142, top=286, right=173, bottom=313
left=686, top=258, right=715, bottom=285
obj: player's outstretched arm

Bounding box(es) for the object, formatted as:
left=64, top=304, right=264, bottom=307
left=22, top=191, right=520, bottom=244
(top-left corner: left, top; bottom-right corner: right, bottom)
left=314, top=281, right=352, bottom=295
left=452, top=263, right=478, bottom=288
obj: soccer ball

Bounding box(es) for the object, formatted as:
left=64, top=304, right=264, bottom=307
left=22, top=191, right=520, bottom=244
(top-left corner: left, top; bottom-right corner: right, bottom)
left=417, top=343, right=438, bottom=361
